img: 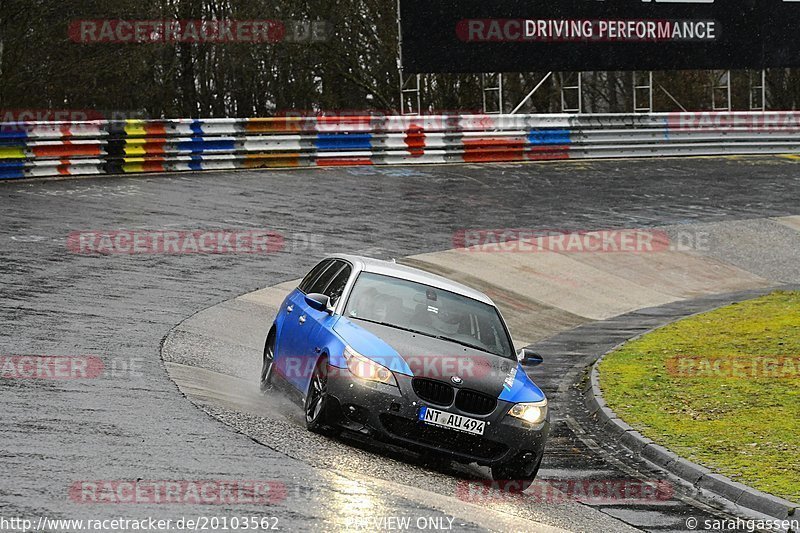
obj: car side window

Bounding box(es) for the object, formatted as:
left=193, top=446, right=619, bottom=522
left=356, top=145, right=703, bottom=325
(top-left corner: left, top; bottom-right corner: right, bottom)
left=323, top=264, right=352, bottom=306
left=299, top=259, right=332, bottom=293
left=306, top=261, right=341, bottom=295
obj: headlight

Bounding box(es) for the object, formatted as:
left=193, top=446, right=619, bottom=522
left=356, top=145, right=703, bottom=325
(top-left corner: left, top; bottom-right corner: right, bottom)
left=343, top=346, right=397, bottom=386
left=507, top=399, right=548, bottom=425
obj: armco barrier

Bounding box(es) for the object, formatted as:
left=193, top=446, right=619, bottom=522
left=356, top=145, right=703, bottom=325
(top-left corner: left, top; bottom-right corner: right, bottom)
left=2, top=112, right=800, bottom=180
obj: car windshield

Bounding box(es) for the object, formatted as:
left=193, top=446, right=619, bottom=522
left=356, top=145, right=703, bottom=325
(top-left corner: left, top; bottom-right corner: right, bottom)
left=344, top=272, right=515, bottom=359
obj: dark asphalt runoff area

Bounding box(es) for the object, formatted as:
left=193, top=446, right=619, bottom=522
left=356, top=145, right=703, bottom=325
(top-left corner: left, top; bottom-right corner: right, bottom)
left=1, top=156, right=799, bottom=531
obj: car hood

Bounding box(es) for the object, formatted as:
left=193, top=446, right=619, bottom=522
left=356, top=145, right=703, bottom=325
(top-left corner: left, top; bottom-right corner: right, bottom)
left=333, top=317, right=544, bottom=402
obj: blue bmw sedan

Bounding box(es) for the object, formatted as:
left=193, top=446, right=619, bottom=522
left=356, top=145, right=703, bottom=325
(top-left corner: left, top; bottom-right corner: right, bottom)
left=261, top=254, right=549, bottom=487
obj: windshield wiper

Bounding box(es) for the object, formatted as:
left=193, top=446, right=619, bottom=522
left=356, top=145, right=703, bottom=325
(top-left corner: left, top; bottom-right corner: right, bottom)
left=351, top=317, right=429, bottom=336
left=352, top=317, right=509, bottom=359
left=431, top=335, right=498, bottom=355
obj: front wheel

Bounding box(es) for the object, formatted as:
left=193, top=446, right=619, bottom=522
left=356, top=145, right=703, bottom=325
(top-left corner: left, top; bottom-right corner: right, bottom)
left=304, top=357, right=338, bottom=435
left=259, top=331, right=275, bottom=392
left=491, top=452, right=544, bottom=492
left=419, top=451, right=452, bottom=470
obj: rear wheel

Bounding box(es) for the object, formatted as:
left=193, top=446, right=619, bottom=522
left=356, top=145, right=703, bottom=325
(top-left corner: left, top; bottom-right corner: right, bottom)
left=259, top=331, right=275, bottom=392
left=304, top=357, right=338, bottom=435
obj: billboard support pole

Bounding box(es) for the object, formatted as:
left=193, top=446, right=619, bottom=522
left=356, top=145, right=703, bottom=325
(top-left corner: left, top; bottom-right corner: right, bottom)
left=750, top=69, right=767, bottom=110
left=633, top=71, right=654, bottom=113
left=481, top=74, right=504, bottom=114
left=510, top=72, right=553, bottom=114
left=400, top=73, right=421, bottom=116
left=712, top=70, right=732, bottom=112
left=659, top=85, right=688, bottom=113
left=560, top=72, right=583, bottom=113
left=396, top=0, right=421, bottom=115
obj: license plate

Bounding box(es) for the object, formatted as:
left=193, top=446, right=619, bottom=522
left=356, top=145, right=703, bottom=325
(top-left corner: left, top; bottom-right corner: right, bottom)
left=418, top=406, right=485, bottom=435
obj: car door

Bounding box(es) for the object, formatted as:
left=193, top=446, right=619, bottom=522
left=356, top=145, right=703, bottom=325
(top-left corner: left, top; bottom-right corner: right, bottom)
left=299, top=261, right=354, bottom=393
left=280, top=259, right=353, bottom=392
left=289, top=260, right=355, bottom=393
left=274, top=259, right=337, bottom=390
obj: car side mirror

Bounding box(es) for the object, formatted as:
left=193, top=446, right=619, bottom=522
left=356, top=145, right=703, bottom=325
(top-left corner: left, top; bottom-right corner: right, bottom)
left=517, top=348, right=544, bottom=367
left=305, top=293, right=334, bottom=314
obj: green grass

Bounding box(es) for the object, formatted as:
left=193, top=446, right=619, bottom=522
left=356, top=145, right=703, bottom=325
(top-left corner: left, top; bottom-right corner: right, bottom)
left=598, top=291, right=800, bottom=503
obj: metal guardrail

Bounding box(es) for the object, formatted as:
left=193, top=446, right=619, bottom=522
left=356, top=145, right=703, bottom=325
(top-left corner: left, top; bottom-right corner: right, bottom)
left=2, top=112, right=800, bottom=179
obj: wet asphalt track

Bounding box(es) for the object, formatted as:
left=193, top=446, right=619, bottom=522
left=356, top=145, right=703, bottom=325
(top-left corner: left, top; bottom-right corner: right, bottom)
left=1, top=157, right=799, bottom=531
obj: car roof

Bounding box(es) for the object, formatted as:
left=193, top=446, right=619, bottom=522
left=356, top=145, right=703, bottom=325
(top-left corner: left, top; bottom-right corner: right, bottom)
left=327, top=254, right=494, bottom=306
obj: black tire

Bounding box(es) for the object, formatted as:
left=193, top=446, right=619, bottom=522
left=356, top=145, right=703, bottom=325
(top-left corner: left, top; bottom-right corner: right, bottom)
left=259, top=330, right=275, bottom=392
left=490, top=452, right=544, bottom=493
left=304, top=357, right=338, bottom=435
left=419, top=451, right=452, bottom=469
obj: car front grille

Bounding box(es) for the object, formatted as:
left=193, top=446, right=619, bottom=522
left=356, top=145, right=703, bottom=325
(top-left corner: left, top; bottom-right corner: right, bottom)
left=455, top=389, right=497, bottom=416
left=412, top=378, right=498, bottom=416
left=412, top=378, right=454, bottom=406
left=379, top=414, right=508, bottom=461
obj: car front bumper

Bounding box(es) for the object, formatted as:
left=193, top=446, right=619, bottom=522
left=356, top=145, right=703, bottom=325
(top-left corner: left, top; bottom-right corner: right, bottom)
left=325, top=364, right=549, bottom=468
